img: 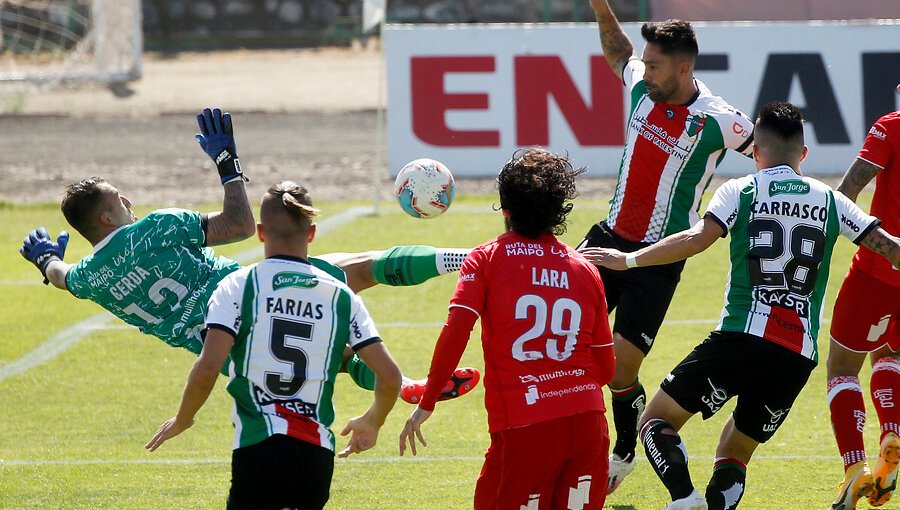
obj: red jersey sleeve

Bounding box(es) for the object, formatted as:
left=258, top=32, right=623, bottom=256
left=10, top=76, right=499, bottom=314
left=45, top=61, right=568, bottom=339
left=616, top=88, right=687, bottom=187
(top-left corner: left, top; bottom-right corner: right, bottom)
left=417, top=307, right=478, bottom=412
left=857, top=118, right=894, bottom=170
left=448, top=245, right=488, bottom=316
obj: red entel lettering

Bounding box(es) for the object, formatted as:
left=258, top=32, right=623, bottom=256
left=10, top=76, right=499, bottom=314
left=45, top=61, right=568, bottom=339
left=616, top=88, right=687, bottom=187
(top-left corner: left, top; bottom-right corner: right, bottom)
left=410, top=56, right=500, bottom=147
left=515, top=55, right=624, bottom=146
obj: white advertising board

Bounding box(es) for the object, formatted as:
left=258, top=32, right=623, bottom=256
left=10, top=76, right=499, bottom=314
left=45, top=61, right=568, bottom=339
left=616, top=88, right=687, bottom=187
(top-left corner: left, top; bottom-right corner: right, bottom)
left=385, top=22, right=900, bottom=177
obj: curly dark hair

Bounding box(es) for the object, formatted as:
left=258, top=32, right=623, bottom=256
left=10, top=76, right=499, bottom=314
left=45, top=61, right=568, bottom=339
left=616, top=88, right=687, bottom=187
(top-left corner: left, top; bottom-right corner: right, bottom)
left=497, top=148, right=584, bottom=238
left=641, top=19, right=698, bottom=60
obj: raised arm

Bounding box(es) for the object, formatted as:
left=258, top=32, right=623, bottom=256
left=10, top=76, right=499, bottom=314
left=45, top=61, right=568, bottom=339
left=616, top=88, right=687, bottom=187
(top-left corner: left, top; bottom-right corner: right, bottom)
left=204, top=182, right=256, bottom=246
left=194, top=107, right=256, bottom=246
left=836, top=158, right=881, bottom=203
left=860, top=227, right=900, bottom=270
left=589, top=0, right=635, bottom=79
left=581, top=215, right=724, bottom=270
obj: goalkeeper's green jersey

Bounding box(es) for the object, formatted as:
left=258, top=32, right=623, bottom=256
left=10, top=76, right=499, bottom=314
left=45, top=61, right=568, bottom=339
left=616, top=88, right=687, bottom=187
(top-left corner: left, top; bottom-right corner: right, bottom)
left=66, top=209, right=239, bottom=354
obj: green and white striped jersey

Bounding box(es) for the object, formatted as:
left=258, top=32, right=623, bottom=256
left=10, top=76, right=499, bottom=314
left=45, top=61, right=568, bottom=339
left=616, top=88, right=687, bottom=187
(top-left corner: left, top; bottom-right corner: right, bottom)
left=705, top=166, right=879, bottom=362
left=205, top=255, right=381, bottom=451
left=66, top=209, right=239, bottom=354
left=608, top=58, right=755, bottom=243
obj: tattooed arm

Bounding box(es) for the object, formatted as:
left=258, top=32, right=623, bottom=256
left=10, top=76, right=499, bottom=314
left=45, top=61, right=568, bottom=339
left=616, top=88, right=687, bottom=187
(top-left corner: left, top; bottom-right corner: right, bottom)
left=204, top=181, right=256, bottom=246
left=836, top=158, right=881, bottom=203
left=589, top=0, right=634, bottom=80
left=860, top=227, right=900, bottom=270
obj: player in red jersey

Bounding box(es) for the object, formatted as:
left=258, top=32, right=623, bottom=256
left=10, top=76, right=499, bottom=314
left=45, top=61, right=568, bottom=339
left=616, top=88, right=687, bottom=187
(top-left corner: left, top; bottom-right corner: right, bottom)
left=398, top=148, right=616, bottom=510
left=827, top=87, right=900, bottom=510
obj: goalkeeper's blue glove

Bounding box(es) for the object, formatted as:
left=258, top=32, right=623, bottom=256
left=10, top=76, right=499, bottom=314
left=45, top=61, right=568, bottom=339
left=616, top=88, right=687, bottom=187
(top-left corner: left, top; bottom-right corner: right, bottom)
left=20, top=227, right=69, bottom=285
left=195, top=107, right=245, bottom=185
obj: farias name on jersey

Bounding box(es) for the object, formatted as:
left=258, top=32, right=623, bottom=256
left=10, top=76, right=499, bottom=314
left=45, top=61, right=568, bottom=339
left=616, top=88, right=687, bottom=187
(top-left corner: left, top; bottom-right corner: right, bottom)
left=531, top=267, right=569, bottom=289
left=265, top=297, right=324, bottom=320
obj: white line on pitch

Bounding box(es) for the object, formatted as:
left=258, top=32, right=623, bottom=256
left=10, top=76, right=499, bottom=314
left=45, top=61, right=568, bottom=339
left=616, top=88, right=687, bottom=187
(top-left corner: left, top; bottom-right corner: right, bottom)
left=85, top=317, right=832, bottom=332
left=0, top=207, right=372, bottom=383
left=0, top=453, right=842, bottom=467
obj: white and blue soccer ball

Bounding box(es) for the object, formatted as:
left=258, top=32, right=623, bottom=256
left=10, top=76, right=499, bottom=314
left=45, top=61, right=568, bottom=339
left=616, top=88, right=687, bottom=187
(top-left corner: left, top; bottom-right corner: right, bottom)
left=394, top=158, right=455, bottom=219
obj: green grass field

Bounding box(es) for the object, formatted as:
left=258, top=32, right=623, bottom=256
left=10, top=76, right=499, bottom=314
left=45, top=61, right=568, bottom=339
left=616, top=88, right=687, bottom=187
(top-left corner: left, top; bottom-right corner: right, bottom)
left=0, top=192, right=892, bottom=509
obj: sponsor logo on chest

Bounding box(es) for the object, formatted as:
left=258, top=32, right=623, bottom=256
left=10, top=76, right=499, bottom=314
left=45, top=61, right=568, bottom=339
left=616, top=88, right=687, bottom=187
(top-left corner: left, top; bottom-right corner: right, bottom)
left=769, top=179, right=810, bottom=196
left=273, top=272, right=318, bottom=290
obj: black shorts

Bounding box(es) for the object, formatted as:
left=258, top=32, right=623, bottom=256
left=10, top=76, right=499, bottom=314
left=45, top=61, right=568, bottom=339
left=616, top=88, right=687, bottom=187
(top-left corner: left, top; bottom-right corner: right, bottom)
left=660, top=331, right=816, bottom=444
left=577, top=221, right=685, bottom=355
left=228, top=434, right=334, bottom=510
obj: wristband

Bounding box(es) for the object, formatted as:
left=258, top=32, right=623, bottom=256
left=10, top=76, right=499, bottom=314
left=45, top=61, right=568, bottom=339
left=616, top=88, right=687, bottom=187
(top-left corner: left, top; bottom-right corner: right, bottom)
left=625, top=254, right=639, bottom=269
left=36, top=254, right=60, bottom=285
left=218, top=157, right=247, bottom=185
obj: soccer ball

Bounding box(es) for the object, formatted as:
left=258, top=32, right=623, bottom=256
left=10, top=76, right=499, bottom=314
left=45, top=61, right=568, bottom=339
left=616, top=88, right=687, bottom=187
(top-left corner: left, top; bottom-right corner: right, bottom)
left=394, top=158, right=455, bottom=219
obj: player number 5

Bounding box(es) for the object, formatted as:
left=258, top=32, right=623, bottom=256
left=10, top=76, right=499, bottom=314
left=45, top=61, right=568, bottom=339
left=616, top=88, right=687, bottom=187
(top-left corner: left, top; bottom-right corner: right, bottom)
left=512, top=294, right=582, bottom=362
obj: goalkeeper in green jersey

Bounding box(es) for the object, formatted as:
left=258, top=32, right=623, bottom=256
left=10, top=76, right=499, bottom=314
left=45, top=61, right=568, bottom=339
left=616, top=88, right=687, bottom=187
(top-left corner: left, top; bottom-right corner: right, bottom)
left=19, top=107, right=478, bottom=403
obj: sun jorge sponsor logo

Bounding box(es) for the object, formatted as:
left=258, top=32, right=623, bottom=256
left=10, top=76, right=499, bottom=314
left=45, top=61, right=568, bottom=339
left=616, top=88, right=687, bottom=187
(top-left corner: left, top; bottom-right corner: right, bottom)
left=272, top=272, right=318, bottom=290
left=769, top=179, right=810, bottom=196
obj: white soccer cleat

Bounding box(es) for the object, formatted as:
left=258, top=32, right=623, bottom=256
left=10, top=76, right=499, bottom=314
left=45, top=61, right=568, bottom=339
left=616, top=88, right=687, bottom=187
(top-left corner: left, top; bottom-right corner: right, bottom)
left=663, top=489, right=708, bottom=510
left=607, top=453, right=636, bottom=494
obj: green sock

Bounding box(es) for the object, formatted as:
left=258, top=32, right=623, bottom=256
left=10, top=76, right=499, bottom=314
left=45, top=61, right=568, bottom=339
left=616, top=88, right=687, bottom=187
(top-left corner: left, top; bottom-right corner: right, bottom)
left=372, top=245, right=470, bottom=286
left=346, top=354, right=377, bottom=391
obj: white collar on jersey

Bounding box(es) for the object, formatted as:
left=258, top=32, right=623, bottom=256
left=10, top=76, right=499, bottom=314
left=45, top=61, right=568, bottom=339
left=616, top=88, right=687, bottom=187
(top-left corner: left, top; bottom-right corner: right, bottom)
left=760, top=165, right=798, bottom=177
left=92, top=224, right=128, bottom=254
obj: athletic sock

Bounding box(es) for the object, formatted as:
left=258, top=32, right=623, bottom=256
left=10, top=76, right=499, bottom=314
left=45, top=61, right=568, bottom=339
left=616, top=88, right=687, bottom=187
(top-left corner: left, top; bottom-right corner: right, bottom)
left=640, top=418, right=695, bottom=501
left=346, top=354, right=376, bottom=391
left=871, top=357, right=900, bottom=439
left=827, top=376, right=867, bottom=469
left=372, top=246, right=471, bottom=286
left=706, top=457, right=747, bottom=510
left=610, top=379, right=646, bottom=460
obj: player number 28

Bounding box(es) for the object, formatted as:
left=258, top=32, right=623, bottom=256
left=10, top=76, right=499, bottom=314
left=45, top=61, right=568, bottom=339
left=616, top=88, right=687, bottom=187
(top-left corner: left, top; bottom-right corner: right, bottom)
left=512, top=294, right=582, bottom=362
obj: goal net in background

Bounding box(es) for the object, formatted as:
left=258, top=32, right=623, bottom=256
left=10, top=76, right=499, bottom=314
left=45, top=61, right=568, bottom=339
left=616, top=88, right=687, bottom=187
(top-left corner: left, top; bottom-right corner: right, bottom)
left=0, top=0, right=141, bottom=90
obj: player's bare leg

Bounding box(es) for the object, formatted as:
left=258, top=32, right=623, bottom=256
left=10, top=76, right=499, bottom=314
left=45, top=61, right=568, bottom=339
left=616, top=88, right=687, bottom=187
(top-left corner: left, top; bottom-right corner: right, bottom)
left=606, top=333, right=646, bottom=493
left=316, top=250, right=381, bottom=293
left=638, top=390, right=705, bottom=509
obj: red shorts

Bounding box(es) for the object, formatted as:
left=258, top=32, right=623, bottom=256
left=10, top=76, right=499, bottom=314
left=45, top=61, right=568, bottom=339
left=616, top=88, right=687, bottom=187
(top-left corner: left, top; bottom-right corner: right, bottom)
left=473, top=411, right=609, bottom=510
left=830, top=268, right=900, bottom=352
